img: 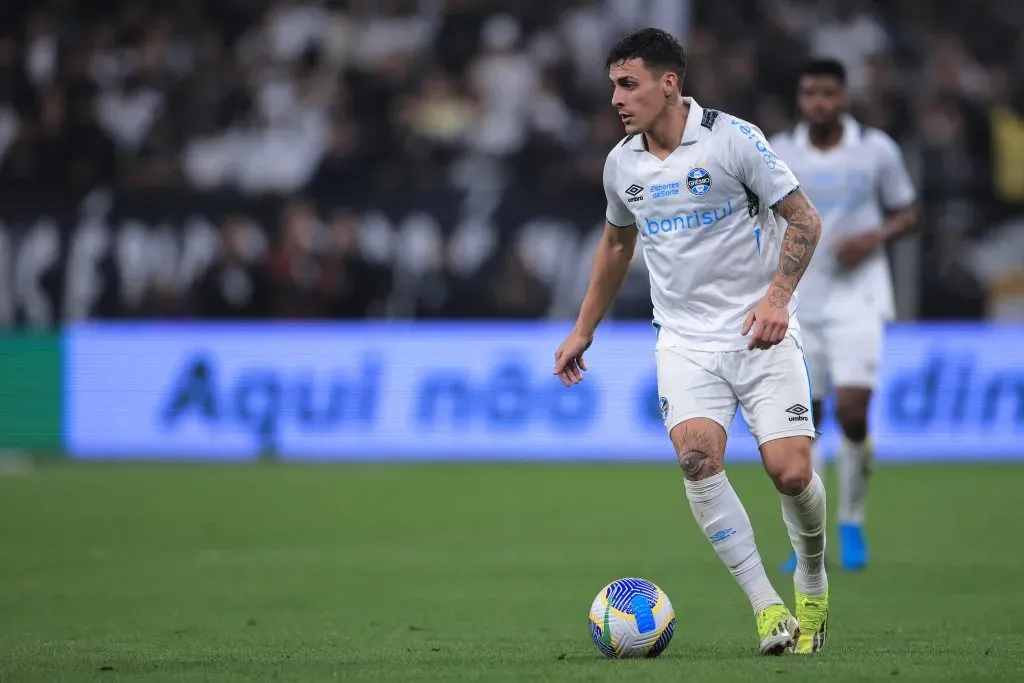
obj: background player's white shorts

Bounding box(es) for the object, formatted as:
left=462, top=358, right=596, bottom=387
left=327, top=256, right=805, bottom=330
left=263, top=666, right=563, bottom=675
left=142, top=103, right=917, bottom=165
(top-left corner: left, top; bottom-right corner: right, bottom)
left=655, top=336, right=816, bottom=447
left=801, top=315, right=884, bottom=397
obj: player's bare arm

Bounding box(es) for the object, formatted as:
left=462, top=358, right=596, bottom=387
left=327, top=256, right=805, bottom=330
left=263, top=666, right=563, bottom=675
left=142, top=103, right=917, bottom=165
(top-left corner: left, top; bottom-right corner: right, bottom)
left=835, top=204, right=917, bottom=269
left=554, top=220, right=637, bottom=386
left=743, top=188, right=822, bottom=350
left=773, top=187, right=822, bottom=298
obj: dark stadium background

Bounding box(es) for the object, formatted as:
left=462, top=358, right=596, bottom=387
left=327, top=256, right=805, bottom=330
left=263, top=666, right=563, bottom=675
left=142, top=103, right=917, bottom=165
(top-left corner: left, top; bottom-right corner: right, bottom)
left=0, top=1, right=1022, bottom=681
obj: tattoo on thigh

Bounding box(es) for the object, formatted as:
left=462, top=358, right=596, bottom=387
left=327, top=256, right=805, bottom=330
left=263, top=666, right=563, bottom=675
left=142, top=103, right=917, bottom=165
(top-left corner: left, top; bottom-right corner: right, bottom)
left=678, top=425, right=718, bottom=456
left=680, top=450, right=723, bottom=480
left=673, top=423, right=725, bottom=480
left=680, top=451, right=704, bottom=477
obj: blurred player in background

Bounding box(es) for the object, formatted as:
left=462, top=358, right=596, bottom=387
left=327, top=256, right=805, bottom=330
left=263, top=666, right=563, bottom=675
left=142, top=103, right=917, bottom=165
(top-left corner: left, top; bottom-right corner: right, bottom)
left=554, top=29, right=828, bottom=654
left=770, top=59, right=918, bottom=572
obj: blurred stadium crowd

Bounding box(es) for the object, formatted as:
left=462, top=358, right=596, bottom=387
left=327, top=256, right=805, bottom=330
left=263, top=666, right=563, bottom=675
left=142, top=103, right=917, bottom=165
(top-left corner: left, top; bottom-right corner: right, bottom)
left=0, top=0, right=1022, bottom=326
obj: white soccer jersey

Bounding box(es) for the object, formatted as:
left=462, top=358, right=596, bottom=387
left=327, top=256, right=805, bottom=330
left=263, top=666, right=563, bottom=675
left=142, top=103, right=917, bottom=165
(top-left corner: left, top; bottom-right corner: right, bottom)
left=603, top=98, right=802, bottom=351
left=770, top=116, right=916, bottom=324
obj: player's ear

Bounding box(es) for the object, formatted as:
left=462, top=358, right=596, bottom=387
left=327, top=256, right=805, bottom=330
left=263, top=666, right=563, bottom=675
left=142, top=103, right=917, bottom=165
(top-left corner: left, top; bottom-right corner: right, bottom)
left=662, top=71, right=678, bottom=97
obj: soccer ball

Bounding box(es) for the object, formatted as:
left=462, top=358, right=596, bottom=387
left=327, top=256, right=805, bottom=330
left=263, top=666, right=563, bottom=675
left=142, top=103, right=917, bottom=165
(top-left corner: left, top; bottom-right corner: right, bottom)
left=588, top=577, right=676, bottom=658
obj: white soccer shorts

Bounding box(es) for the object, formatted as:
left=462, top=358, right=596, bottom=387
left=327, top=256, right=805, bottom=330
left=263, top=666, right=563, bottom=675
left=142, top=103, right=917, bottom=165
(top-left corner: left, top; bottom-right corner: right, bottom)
left=655, top=335, right=816, bottom=447
left=801, top=316, right=884, bottom=398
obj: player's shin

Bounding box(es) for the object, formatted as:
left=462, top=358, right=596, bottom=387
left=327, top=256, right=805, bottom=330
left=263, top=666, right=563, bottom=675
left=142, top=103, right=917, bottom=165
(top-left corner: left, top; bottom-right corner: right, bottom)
left=684, top=471, right=783, bottom=614
left=780, top=472, right=828, bottom=596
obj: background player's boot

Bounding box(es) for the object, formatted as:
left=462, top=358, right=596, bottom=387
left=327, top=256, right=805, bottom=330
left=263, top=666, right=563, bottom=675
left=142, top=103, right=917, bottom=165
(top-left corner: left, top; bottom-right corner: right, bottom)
left=756, top=604, right=799, bottom=655
left=779, top=549, right=797, bottom=573
left=839, top=522, right=868, bottom=571
left=780, top=550, right=830, bottom=573
left=793, top=587, right=829, bottom=653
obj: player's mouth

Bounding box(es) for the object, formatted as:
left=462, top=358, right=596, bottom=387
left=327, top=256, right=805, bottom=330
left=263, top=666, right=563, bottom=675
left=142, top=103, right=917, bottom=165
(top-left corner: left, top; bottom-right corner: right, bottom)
left=620, top=113, right=634, bottom=125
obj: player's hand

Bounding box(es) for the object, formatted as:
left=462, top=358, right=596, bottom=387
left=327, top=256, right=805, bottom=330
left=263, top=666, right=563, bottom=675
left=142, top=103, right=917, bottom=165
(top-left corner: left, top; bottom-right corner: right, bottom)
left=835, top=230, right=883, bottom=270
left=742, top=286, right=790, bottom=350
left=553, top=330, right=593, bottom=386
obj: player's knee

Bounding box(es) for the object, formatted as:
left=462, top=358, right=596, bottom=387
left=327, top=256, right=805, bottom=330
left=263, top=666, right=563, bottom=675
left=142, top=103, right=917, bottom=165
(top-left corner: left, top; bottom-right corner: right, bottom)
left=835, top=397, right=869, bottom=442
left=764, top=441, right=813, bottom=495
left=772, top=462, right=813, bottom=496
left=839, top=419, right=867, bottom=443
left=678, top=450, right=721, bottom=482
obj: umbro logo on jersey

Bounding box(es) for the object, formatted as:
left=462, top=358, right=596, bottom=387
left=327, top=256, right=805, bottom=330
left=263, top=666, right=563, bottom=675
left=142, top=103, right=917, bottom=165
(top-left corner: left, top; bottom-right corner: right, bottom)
left=625, top=184, right=645, bottom=203
left=785, top=404, right=810, bottom=422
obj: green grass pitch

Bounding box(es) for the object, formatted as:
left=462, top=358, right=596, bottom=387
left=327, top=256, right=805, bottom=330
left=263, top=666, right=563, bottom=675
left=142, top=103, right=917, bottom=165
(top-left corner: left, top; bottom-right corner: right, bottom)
left=1, top=461, right=1023, bottom=682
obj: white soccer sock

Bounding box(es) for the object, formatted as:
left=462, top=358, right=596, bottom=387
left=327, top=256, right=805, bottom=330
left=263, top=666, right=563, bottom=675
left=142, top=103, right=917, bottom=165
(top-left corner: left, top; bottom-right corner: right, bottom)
left=837, top=436, right=873, bottom=525
left=780, top=472, right=828, bottom=596
left=684, top=471, right=783, bottom=615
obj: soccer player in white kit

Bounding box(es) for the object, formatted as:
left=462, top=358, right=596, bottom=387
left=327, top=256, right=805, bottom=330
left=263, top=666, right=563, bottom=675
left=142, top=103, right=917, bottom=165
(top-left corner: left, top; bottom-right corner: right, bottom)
left=770, top=59, right=917, bottom=573
left=553, top=29, right=829, bottom=655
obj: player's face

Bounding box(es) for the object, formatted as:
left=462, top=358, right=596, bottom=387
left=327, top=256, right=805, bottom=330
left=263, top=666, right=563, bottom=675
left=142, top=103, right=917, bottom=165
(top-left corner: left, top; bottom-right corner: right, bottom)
left=797, top=75, right=846, bottom=126
left=609, top=58, right=674, bottom=134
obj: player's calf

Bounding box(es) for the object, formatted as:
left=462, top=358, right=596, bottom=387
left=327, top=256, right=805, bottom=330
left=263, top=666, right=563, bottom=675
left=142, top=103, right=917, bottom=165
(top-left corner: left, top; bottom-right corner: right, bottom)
left=762, top=436, right=828, bottom=610
left=673, top=418, right=785, bottom=635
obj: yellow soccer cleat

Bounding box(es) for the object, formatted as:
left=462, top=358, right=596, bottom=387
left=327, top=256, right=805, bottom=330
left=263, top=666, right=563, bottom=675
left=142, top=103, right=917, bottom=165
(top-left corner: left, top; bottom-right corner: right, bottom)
left=756, top=604, right=800, bottom=655
left=793, top=588, right=829, bottom=654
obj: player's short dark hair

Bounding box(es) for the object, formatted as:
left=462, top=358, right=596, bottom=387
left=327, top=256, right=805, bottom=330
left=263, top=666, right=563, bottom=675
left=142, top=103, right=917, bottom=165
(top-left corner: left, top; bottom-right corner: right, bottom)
left=799, top=58, right=847, bottom=85
left=605, top=28, right=687, bottom=91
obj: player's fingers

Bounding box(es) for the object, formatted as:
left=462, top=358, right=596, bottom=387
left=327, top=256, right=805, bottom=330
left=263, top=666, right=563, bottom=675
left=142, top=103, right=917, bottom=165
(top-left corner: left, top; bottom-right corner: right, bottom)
left=553, top=348, right=565, bottom=373
left=568, top=361, right=582, bottom=384
left=747, top=321, right=760, bottom=349
left=554, top=347, right=577, bottom=375
left=578, top=354, right=588, bottom=372
left=742, top=311, right=755, bottom=336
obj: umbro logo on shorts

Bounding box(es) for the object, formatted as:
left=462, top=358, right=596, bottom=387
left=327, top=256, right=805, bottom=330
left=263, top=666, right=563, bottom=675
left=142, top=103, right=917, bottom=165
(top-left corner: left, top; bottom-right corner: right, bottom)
left=785, top=404, right=810, bottom=422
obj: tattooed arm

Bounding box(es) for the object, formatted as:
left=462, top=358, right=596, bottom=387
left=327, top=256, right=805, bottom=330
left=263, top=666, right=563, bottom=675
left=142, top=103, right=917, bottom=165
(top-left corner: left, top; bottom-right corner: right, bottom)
left=768, top=187, right=822, bottom=309
left=742, top=187, right=822, bottom=350
left=725, top=119, right=822, bottom=349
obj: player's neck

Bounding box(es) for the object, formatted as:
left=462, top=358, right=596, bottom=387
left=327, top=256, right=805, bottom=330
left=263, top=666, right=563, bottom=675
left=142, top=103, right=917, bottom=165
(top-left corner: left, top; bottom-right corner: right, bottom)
left=643, top=99, right=689, bottom=160
left=807, top=121, right=844, bottom=151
